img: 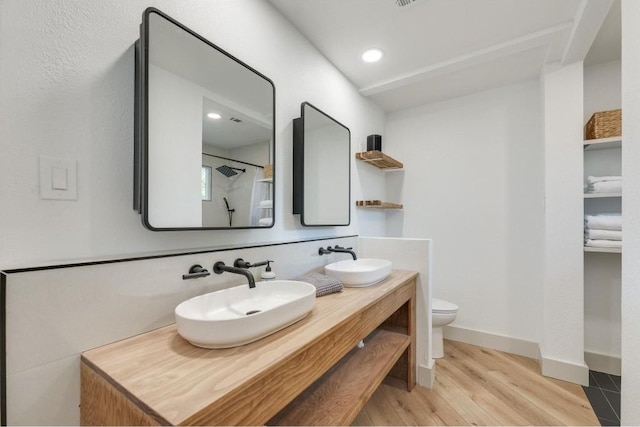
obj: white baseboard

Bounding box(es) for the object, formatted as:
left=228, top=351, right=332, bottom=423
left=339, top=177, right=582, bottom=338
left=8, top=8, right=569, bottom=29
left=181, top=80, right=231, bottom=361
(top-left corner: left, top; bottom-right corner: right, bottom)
left=443, top=325, right=591, bottom=386
left=443, top=325, right=540, bottom=359
left=540, top=355, right=590, bottom=386
left=418, top=360, right=435, bottom=388
left=585, top=351, right=621, bottom=376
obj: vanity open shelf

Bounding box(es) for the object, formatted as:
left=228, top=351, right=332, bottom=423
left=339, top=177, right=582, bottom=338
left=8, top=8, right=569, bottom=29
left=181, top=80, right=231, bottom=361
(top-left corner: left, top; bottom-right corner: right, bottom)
left=269, top=328, right=410, bottom=425
left=80, top=270, right=417, bottom=426
left=356, top=200, right=403, bottom=209
left=356, top=150, right=403, bottom=170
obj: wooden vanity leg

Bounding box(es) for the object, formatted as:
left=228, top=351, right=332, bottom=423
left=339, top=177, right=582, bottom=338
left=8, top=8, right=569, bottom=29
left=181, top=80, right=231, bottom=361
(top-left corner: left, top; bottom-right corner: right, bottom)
left=381, top=281, right=416, bottom=391
left=407, top=289, right=416, bottom=391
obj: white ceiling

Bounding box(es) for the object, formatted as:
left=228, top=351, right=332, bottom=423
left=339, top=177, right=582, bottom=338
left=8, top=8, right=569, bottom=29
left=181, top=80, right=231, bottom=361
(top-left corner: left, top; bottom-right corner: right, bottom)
left=268, top=0, right=620, bottom=112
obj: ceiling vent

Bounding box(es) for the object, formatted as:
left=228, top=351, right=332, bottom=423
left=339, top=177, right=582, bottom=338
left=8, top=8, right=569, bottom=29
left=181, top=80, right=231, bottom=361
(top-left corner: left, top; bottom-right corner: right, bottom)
left=229, top=117, right=242, bottom=123
left=395, top=0, right=417, bottom=7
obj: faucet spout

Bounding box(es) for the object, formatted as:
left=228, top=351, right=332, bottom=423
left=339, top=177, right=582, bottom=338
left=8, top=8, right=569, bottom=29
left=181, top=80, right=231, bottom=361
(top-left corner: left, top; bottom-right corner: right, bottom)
left=325, top=245, right=357, bottom=260
left=213, top=261, right=256, bottom=289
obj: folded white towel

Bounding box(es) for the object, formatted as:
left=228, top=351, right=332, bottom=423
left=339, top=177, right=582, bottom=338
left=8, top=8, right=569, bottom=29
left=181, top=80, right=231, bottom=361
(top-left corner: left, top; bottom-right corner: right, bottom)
left=258, top=217, right=272, bottom=226
left=584, top=228, right=622, bottom=241
left=585, top=239, right=622, bottom=249
left=587, top=176, right=622, bottom=184
left=259, top=199, right=273, bottom=208
left=585, top=214, right=622, bottom=231
left=588, top=181, right=622, bottom=193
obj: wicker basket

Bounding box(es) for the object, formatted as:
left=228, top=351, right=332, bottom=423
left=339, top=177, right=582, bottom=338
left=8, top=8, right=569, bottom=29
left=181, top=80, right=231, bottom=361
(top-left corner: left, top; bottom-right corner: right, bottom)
left=585, top=109, right=621, bottom=140
left=264, top=164, right=273, bottom=179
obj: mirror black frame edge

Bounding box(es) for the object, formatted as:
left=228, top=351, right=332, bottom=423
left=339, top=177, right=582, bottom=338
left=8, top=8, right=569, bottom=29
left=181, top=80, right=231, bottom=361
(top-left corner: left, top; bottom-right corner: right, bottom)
left=292, top=101, right=351, bottom=227
left=133, top=7, right=277, bottom=231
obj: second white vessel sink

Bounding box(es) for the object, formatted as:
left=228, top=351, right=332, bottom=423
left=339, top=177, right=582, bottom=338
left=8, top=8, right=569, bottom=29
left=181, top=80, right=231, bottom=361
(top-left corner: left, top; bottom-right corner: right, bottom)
left=324, top=258, right=392, bottom=287
left=175, top=280, right=316, bottom=348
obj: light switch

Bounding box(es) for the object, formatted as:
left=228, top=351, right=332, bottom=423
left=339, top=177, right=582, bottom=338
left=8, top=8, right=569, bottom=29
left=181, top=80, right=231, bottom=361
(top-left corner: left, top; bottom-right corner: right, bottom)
left=51, top=167, right=68, bottom=190
left=40, top=156, right=77, bottom=200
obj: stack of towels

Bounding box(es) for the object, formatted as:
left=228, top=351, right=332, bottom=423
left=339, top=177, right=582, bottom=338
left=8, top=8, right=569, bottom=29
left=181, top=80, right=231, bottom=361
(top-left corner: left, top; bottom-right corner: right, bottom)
left=586, top=175, right=622, bottom=194
left=584, top=214, right=622, bottom=249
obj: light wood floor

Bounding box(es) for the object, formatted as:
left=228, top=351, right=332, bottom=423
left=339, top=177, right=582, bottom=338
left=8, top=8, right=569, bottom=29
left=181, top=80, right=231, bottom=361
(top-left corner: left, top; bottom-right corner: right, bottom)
left=353, top=340, right=599, bottom=426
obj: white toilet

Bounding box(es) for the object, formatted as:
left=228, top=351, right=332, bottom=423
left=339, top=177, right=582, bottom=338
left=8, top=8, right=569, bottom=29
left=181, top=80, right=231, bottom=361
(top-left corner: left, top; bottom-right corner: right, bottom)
left=432, top=298, right=459, bottom=359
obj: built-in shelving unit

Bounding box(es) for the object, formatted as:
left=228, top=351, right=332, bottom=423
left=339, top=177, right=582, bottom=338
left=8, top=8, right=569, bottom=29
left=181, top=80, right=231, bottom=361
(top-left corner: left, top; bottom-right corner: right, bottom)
left=583, top=136, right=622, bottom=254
left=257, top=178, right=273, bottom=225
left=355, top=151, right=403, bottom=170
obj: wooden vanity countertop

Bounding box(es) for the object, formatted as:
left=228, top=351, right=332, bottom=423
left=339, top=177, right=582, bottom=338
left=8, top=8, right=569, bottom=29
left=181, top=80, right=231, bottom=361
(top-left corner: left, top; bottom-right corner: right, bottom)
left=81, top=269, right=418, bottom=425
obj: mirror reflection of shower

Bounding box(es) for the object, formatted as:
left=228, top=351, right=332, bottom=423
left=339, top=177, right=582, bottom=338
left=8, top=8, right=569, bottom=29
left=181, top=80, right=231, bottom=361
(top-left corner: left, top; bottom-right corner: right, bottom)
left=201, top=148, right=272, bottom=228
left=216, top=165, right=246, bottom=178
left=223, top=197, right=234, bottom=227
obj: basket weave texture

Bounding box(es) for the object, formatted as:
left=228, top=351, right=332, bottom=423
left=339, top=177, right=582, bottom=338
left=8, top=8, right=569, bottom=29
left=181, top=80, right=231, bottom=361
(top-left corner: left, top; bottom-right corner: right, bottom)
left=264, top=164, right=273, bottom=179
left=585, top=109, right=621, bottom=140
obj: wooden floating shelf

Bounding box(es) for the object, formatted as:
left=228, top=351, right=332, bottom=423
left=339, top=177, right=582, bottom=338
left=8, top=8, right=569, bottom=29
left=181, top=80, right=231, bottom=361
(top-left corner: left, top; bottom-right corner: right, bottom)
left=356, top=200, right=403, bottom=209
left=584, top=246, right=622, bottom=253
left=356, top=151, right=403, bottom=170
left=269, top=329, right=410, bottom=426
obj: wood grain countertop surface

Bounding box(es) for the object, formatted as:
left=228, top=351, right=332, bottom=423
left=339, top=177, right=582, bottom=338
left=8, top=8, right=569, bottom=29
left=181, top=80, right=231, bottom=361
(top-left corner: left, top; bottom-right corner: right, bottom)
left=81, top=269, right=418, bottom=425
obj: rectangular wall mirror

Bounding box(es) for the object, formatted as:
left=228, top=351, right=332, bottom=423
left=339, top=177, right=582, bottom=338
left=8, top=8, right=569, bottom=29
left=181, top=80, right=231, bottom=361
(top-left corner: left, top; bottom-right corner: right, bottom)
left=293, top=102, right=351, bottom=226
left=134, top=7, right=276, bottom=230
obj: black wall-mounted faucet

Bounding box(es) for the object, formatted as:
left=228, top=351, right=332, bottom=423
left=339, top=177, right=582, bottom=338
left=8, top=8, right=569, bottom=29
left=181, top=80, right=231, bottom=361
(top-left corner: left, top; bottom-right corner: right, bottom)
left=213, top=261, right=256, bottom=289
left=318, top=245, right=357, bottom=260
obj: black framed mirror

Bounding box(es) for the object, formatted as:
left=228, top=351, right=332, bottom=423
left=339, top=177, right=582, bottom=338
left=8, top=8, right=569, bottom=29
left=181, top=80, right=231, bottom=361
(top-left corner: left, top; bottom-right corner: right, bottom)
left=293, top=102, right=351, bottom=226
left=134, top=8, right=276, bottom=230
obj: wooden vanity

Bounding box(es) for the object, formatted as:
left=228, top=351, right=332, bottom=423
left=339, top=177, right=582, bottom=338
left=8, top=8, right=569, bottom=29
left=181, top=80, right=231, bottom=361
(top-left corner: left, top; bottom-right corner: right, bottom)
left=81, top=270, right=417, bottom=426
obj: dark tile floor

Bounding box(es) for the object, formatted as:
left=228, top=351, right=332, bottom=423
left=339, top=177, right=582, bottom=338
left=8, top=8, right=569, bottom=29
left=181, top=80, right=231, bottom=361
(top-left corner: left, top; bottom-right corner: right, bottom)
left=582, top=370, right=621, bottom=426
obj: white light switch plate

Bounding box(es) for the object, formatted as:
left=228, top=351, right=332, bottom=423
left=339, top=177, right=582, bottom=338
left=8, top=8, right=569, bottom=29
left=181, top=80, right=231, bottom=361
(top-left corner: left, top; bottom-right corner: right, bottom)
left=40, top=156, right=77, bottom=200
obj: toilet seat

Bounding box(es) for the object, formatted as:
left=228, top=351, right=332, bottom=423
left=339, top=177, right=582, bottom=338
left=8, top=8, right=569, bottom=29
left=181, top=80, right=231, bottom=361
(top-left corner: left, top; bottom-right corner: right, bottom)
left=432, top=298, right=458, bottom=313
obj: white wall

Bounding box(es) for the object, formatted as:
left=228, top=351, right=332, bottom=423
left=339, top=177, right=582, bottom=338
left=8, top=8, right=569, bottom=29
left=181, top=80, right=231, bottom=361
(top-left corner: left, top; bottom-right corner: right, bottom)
left=540, top=62, right=588, bottom=385
left=0, top=0, right=386, bottom=268
left=621, top=0, right=640, bottom=423
left=385, top=80, right=544, bottom=345
left=584, top=59, right=622, bottom=125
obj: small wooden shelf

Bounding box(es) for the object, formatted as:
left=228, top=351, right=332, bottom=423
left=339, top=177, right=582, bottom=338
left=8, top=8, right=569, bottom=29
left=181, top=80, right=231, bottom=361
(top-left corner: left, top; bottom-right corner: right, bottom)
left=356, top=151, right=403, bottom=170
left=269, top=329, right=410, bottom=426
left=356, top=200, right=403, bottom=209
left=584, top=246, right=622, bottom=253
left=584, top=192, right=622, bottom=199
left=583, top=137, right=622, bottom=151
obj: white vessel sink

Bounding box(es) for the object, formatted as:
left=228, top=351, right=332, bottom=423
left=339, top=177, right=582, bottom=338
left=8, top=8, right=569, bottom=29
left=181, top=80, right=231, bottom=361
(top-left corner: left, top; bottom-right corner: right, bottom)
left=324, top=258, right=392, bottom=287
left=175, top=280, right=316, bottom=348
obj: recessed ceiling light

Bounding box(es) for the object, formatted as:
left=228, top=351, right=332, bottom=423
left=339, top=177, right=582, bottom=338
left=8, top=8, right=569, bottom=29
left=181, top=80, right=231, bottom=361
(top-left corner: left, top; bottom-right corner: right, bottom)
left=362, top=48, right=384, bottom=63
left=207, top=113, right=222, bottom=120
